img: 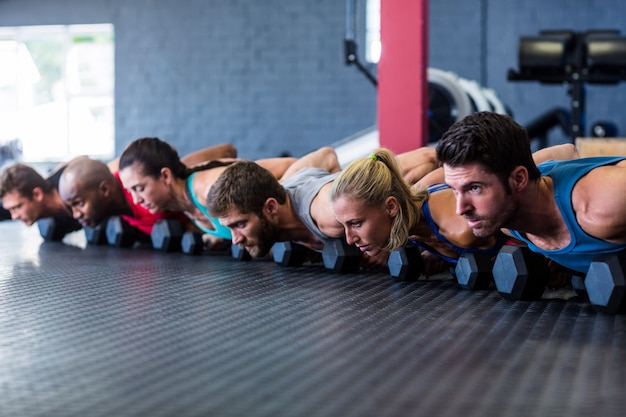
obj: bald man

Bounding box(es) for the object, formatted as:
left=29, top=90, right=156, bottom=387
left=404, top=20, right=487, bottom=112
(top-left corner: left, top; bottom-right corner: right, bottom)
left=58, top=156, right=189, bottom=236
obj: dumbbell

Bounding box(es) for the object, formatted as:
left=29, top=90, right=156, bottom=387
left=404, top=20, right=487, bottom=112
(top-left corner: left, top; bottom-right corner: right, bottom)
left=492, top=245, right=550, bottom=301
left=454, top=252, right=493, bottom=290
left=272, top=241, right=308, bottom=266
left=231, top=243, right=251, bottom=261
left=37, top=215, right=81, bottom=241
left=181, top=231, right=204, bottom=255
left=83, top=220, right=109, bottom=245
left=570, top=274, right=588, bottom=299
left=584, top=250, right=626, bottom=314
left=322, top=239, right=361, bottom=273
left=151, top=219, right=183, bottom=252
left=151, top=219, right=205, bottom=255
left=387, top=244, right=423, bottom=281
left=106, top=216, right=142, bottom=247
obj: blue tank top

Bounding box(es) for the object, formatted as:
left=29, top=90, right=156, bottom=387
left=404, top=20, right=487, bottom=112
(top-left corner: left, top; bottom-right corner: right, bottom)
left=186, top=173, right=232, bottom=240
left=411, top=183, right=507, bottom=264
left=508, top=156, right=626, bottom=273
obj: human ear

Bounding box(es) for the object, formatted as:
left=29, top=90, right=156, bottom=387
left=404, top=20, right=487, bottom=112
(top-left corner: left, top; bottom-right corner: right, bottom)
left=385, top=196, right=399, bottom=218
left=509, top=166, right=529, bottom=192
left=264, top=198, right=278, bottom=217
left=160, top=167, right=173, bottom=184
left=31, top=187, right=44, bottom=202
left=99, top=180, right=111, bottom=197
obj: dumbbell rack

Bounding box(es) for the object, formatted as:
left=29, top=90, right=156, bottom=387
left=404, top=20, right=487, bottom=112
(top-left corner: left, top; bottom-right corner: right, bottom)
left=508, top=29, right=626, bottom=140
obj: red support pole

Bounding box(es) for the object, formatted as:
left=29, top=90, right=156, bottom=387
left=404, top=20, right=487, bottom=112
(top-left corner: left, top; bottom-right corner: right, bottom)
left=378, top=0, right=429, bottom=153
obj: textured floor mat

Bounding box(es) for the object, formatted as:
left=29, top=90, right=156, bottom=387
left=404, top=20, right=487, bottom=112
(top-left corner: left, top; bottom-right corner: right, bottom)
left=0, top=221, right=624, bottom=417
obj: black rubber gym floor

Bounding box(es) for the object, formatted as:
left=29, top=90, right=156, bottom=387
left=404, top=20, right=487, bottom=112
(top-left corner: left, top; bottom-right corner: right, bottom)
left=1, top=221, right=625, bottom=417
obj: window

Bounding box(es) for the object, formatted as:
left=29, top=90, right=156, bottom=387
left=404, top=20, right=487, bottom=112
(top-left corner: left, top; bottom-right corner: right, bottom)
left=365, top=0, right=381, bottom=63
left=0, top=24, right=114, bottom=163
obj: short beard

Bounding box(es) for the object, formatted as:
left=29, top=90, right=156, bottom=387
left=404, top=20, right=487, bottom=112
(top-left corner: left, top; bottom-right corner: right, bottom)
left=248, top=214, right=281, bottom=258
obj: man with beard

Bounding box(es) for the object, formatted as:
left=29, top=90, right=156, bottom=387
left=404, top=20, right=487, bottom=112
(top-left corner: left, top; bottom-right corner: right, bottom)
left=436, top=111, right=626, bottom=277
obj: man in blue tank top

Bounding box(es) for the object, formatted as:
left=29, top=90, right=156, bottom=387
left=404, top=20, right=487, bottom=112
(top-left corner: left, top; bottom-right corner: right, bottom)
left=436, top=112, right=626, bottom=295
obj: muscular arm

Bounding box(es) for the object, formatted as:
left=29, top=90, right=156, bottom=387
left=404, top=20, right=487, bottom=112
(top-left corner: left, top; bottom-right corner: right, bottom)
left=181, top=144, right=237, bottom=167
left=280, top=147, right=340, bottom=181
left=575, top=160, right=626, bottom=243
left=532, top=143, right=579, bottom=164
left=396, top=147, right=439, bottom=186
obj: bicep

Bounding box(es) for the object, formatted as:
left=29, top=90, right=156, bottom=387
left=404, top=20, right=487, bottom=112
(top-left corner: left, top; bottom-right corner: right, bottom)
left=578, top=166, right=626, bottom=242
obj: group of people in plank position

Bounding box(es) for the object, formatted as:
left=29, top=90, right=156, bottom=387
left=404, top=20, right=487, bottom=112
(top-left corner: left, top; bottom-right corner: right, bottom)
left=1, top=112, right=625, bottom=312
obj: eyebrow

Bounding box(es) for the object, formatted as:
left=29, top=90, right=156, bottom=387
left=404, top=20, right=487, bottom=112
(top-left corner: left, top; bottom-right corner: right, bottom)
left=223, top=217, right=246, bottom=228
left=4, top=202, right=23, bottom=211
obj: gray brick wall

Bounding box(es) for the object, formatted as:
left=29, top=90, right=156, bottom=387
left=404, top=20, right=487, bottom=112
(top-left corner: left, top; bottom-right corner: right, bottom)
left=1, top=0, right=625, bottom=158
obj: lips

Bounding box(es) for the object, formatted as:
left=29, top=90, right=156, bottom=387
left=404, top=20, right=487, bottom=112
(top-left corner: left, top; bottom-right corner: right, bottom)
left=466, top=219, right=482, bottom=228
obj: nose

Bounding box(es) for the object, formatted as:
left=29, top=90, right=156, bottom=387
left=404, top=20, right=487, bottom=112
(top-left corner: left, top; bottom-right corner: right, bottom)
left=130, top=191, right=142, bottom=205
left=345, top=228, right=358, bottom=245
left=71, top=207, right=83, bottom=220
left=455, top=193, right=471, bottom=217
left=230, top=229, right=244, bottom=245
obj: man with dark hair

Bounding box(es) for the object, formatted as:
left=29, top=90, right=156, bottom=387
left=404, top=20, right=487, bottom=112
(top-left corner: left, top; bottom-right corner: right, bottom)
left=436, top=111, right=626, bottom=276
left=0, top=163, right=81, bottom=234
left=207, top=149, right=345, bottom=259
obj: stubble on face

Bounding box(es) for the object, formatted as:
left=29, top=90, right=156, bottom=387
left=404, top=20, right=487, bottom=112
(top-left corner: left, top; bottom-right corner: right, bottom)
left=245, top=214, right=281, bottom=258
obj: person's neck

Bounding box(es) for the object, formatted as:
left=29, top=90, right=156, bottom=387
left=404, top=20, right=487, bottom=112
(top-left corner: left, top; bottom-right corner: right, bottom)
left=170, top=176, right=195, bottom=212
left=505, top=177, right=569, bottom=249
left=41, top=190, right=73, bottom=217
left=277, top=196, right=320, bottom=245
left=109, top=183, right=134, bottom=217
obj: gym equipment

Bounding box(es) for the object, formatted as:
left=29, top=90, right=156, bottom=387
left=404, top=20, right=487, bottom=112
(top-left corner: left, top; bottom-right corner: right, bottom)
left=151, top=219, right=183, bottom=252
left=492, top=245, right=550, bottom=301
left=151, top=219, right=206, bottom=255
left=427, top=68, right=472, bottom=143
left=37, top=215, right=81, bottom=242
left=387, top=244, right=423, bottom=281
left=454, top=252, right=493, bottom=290
left=584, top=250, right=626, bottom=314
left=272, top=241, right=309, bottom=267
left=231, top=244, right=251, bottom=261
left=457, top=77, right=492, bottom=113
left=591, top=120, right=618, bottom=137
left=84, top=221, right=108, bottom=245
left=181, top=231, right=204, bottom=255
left=106, top=216, right=140, bottom=248
left=509, top=29, right=626, bottom=139
left=481, top=87, right=508, bottom=115
left=322, top=239, right=361, bottom=273
left=525, top=107, right=571, bottom=149
left=570, top=274, right=588, bottom=298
